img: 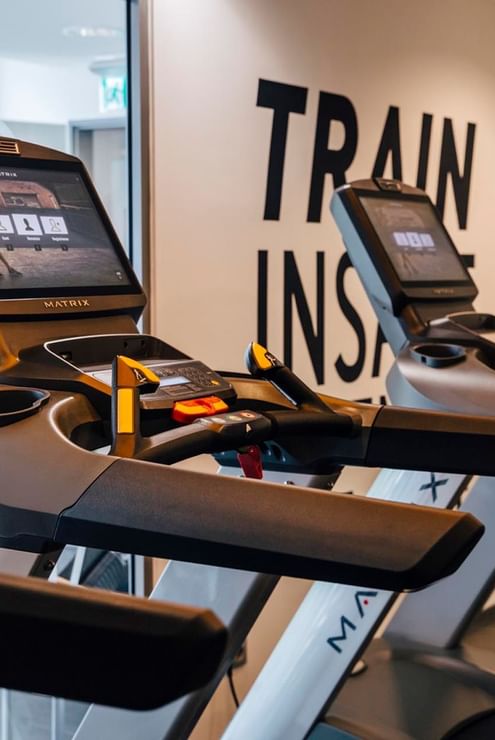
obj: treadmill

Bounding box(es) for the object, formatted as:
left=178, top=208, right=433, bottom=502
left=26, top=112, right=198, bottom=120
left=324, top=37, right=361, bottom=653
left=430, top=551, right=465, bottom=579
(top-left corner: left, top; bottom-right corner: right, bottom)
left=221, top=182, right=495, bottom=740
left=0, top=140, right=490, bottom=739
left=321, top=177, right=495, bottom=739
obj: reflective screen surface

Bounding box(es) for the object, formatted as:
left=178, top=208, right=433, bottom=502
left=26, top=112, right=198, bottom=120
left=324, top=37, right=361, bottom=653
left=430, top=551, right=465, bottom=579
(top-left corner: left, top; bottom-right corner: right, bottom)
left=360, top=196, right=468, bottom=283
left=0, top=164, right=131, bottom=293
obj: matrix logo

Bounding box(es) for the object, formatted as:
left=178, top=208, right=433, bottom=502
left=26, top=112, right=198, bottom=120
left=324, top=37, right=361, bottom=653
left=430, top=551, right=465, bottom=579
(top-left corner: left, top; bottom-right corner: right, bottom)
left=327, top=590, right=378, bottom=653
left=43, top=299, right=90, bottom=309
left=419, top=473, right=448, bottom=502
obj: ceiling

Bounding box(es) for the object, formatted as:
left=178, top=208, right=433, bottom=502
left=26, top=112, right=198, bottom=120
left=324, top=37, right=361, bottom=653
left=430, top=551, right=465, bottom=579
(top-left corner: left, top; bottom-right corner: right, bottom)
left=0, top=0, right=127, bottom=65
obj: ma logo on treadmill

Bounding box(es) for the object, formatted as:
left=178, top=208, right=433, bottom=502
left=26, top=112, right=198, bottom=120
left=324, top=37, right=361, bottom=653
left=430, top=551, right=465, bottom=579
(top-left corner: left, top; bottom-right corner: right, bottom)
left=326, top=590, right=378, bottom=654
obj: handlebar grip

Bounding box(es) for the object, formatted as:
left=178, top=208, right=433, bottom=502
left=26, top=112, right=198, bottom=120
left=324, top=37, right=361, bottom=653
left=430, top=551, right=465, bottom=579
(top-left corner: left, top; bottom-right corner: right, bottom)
left=136, top=408, right=358, bottom=468
left=266, top=409, right=357, bottom=437
left=136, top=423, right=222, bottom=465
left=367, top=405, right=495, bottom=475
left=136, top=412, right=274, bottom=465
left=245, top=342, right=329, bottom=411
left=110, top=355, right=160, bottom=458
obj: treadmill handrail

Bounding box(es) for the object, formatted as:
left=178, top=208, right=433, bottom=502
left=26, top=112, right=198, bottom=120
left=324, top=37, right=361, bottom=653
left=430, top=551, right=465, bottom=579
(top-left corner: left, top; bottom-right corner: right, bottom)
left=0, top=571, right=227, bottom=709
left=55, top=455, right=482, bottom=591
left=0, top=385, right=487, bottom=591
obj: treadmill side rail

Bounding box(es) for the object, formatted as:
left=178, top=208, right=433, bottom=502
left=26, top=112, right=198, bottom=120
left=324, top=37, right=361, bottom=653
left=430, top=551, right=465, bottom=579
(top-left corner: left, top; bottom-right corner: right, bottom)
left=55, top=457, right=483, bottom=590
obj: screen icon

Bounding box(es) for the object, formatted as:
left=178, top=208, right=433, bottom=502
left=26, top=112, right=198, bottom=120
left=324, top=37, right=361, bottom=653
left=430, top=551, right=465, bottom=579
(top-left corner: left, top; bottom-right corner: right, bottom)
left=12, top=214, right=42, bottom=236
left=406, top=232, right=422, bottom=248
left=40, top=215, right=68, bottom=235
left=0, top=216, right=14, bottom=234
left=419, top=233, right=435, bottom=247
left=393, top=231, right=409, bottom=247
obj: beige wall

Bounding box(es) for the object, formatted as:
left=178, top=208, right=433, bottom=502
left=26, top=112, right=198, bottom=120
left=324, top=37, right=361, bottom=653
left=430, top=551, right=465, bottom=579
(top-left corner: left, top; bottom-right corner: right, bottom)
left=149, top=0, right=495, bottom=399
left=148, top=0, right=495, bottom=735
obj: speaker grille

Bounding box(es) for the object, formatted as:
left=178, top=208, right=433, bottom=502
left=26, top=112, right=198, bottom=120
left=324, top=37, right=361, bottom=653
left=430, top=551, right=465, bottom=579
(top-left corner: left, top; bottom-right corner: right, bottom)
left=0, top=140, right=20, bottom=155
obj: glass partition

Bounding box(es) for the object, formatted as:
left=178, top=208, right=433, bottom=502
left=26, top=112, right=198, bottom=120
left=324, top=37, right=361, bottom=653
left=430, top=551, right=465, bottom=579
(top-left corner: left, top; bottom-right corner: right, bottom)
left=0, top=0, right=131, bottom=253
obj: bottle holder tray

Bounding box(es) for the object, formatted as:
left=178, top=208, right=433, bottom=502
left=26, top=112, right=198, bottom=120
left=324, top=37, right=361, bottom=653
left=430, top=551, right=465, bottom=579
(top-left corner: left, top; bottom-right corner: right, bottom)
left=0, top=388, right=50, bottom=427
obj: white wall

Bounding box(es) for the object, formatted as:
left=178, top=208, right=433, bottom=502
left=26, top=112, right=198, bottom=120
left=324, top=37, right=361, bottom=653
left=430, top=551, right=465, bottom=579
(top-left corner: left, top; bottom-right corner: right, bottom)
left=149, top=0, right=495, bottom=735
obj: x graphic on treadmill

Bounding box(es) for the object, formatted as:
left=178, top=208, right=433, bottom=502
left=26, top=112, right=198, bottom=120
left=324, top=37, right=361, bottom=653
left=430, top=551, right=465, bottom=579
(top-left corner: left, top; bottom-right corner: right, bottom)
left=419, top=473, right=449, bottom=502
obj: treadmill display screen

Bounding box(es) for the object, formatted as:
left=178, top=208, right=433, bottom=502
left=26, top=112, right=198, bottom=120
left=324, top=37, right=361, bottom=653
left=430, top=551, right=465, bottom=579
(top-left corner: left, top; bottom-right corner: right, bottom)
left=0, top=164, right=133, bottom=296
left=360, top=195, right=469, bottom=283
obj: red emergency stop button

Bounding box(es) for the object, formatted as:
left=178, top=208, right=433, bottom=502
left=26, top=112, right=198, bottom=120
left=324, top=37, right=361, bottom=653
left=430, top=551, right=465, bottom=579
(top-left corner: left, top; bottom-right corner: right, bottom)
left=172, top=396, right=228, bottom=424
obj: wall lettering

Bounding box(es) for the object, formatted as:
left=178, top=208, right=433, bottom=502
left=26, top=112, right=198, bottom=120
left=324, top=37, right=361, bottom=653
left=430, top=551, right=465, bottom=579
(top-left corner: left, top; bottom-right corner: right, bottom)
left=257, top=78, right=477, bottom=389
left=335, top=254, right=366, bottom=383
left=257, top=79, right=307, bottom=221
left=307, top=92, right=358, bottom=223
left=284, top=250, right=325, bottom=384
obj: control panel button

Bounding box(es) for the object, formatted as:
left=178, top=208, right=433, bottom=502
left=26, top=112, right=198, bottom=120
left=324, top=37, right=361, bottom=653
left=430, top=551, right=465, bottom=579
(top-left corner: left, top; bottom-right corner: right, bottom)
left=172, top=396, right=229, bottom=424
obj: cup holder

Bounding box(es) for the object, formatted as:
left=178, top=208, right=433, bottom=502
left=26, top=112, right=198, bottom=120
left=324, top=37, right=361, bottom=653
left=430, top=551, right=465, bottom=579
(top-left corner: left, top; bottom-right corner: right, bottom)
left=0, top=388, right=50, bottom=427
left=411, top=344, right=466, bottom=369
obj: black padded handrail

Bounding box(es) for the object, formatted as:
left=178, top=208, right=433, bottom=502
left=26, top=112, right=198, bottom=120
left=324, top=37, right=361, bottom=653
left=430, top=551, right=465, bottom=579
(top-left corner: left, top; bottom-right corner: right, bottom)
left=0, top=572, right=227, bottom=709
left=56, top=458, right=483, bottom=591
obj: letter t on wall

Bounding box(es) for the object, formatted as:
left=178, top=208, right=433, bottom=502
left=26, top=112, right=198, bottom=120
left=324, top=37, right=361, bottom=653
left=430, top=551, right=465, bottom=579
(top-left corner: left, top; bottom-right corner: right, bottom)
left=307, top=92, right=358, bottom=223
left=257, top=79, right=308, bottom=220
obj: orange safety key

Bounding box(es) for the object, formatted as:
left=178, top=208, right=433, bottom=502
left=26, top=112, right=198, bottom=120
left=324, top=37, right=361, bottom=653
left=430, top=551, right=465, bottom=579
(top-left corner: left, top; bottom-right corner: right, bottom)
left=172, top=396, right=228, bottom=424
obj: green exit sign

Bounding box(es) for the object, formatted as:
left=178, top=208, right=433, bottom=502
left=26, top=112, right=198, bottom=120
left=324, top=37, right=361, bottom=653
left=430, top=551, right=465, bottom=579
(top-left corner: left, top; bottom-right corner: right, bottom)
left=100, top=76, right=127, bottom=113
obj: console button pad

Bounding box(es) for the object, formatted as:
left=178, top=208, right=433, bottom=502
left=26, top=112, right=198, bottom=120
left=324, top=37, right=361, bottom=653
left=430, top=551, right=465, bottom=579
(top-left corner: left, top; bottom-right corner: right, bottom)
left=90, top=359, right=234, bottom=410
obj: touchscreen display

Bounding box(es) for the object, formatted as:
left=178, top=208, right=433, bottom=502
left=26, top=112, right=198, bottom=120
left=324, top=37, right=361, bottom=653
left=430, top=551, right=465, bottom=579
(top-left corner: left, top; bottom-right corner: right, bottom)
left=360, top=196, right=468, bottom=283
left=0, top=165, right=131, bottom=292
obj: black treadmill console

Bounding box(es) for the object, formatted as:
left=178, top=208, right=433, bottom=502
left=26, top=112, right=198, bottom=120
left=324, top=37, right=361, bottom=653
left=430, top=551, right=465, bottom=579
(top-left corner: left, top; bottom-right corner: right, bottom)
left=331, top=178, right=478, bottom=352
left=90, top=359, right=234, bottom=410
left=0, top=138, right=144, bottom=320
left=37, top=333, right=236, bottom=411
